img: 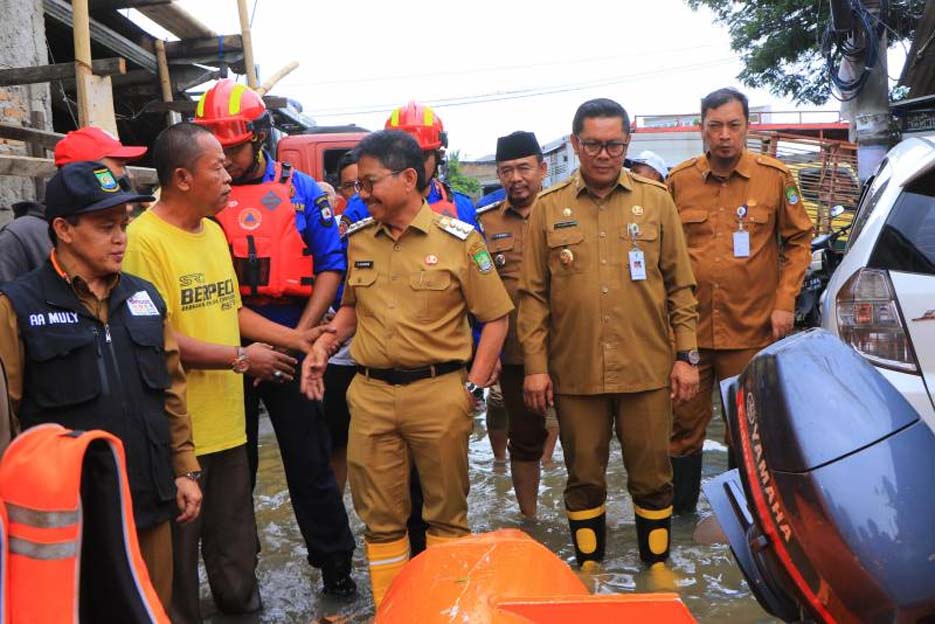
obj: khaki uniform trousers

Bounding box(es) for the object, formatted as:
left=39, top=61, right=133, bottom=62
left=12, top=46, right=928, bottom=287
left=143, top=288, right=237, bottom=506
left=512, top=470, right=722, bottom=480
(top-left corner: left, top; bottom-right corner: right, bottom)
left=137, top=520, right=173, bottom=610
left=670, top=347, right=760, bottom=457
left=347, top=370, right=473, bottom=542
left=555, top=387, right=673, bottom=512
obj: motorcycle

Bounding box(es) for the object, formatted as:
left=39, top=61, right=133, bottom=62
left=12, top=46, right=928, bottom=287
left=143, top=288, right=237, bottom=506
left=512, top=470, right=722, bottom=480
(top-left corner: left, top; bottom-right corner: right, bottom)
left=794, top=206, right=851, bottom=328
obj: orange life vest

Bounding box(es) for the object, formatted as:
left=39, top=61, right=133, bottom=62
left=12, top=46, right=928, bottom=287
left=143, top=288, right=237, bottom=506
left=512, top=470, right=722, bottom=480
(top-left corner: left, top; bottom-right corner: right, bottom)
left=429, top=179, right=458, bottom=218
left=0, top=492, right=7, bottom=624
left=215, top=162, right=315, bottom=298
left=0, top=424, right=169, bottom=623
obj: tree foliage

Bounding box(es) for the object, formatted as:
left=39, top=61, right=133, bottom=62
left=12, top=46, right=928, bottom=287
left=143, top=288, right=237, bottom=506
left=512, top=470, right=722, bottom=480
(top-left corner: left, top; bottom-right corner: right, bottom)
left=686, top=0, right=926, bottom=104
left=444, top=150, right=482, bottom=197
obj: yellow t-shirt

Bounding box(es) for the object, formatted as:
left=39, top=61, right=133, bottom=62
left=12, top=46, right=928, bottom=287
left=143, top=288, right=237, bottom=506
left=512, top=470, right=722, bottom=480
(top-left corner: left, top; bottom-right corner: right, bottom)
left=124, top=209, right=245, bottom=456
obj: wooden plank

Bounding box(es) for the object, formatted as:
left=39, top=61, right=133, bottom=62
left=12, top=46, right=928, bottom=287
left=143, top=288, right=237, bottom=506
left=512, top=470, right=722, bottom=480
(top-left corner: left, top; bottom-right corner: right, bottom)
left=138, top=2, right=215, bottom=39
left=0, top=123, right=64, bottom=151
left=236, top=0, right=258, bottom=88
left=0, top=58, right=125, bottom=87
left=85, top=75, right=119, bottom=136
left=163, top=35, right=243, bottom=60
left=0, top=154, right=157, bottom=185
left=154, top=40, right=180, bottom=126
left=73, top=0, right=94, bottom=128
left=90, top=0, right=172, bottom=9
left=44, top=0, right=158, bottom=73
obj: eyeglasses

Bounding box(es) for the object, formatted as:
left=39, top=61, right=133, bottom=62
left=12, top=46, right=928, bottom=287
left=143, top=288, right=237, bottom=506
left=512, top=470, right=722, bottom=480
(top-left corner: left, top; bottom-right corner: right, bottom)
left=353, top=169, right=405, bottom=194
left=576, top=137, right=629, bottom=158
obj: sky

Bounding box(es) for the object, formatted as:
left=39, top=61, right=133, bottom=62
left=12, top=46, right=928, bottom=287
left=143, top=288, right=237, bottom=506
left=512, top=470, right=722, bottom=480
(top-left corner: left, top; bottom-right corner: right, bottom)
left=133, top=0, right=906, bottom=160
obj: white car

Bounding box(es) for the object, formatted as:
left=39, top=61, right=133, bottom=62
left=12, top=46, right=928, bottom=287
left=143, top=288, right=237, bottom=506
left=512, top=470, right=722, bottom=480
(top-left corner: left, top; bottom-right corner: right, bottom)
left=821, top=136, right=935, bottom=431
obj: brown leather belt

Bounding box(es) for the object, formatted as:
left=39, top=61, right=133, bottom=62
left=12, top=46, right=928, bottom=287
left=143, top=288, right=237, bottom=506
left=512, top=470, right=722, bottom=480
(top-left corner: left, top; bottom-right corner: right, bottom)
left=356, top=361, right=463, bottom=386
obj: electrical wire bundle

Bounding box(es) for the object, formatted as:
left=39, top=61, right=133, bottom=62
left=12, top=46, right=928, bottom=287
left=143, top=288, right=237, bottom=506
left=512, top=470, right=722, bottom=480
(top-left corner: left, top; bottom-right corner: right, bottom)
left=821, top=0, right=889, bottom=101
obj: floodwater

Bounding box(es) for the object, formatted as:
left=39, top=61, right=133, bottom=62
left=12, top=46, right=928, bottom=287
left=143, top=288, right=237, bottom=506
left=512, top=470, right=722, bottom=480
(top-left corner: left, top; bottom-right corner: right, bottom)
left=200, top=409, right=777, bottom=623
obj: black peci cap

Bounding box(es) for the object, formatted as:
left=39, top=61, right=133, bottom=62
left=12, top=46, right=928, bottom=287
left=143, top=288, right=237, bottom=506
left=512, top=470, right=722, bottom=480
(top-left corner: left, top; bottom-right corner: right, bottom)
left=496, top=131, right=542, bottom=162
left=44, top=161, right=155, bottom=222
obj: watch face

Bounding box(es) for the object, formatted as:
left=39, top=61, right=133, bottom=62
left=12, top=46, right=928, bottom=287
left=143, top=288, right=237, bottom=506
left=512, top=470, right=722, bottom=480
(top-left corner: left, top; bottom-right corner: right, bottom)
left=688, top=351, right=700, bottom=365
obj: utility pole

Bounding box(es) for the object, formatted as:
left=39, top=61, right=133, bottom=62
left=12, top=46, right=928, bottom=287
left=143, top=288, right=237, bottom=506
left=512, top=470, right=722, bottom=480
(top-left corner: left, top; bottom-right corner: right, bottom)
left=833, top=0, right=894, bottom=181
left=237, top=0, right=259, bottom=89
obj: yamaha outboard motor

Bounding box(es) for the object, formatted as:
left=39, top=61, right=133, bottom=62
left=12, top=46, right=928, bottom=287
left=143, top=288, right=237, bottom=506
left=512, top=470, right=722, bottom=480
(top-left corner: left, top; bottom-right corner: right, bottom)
left=704, top=329, right=935, bottom=623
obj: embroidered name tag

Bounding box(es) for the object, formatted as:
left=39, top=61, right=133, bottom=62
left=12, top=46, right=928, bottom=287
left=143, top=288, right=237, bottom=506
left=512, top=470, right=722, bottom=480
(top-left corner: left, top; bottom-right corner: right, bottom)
left=491, top=232, right=512, bottom=240
left=28, top=311, right=79, bottom=326
left=554, top=220, right=578, bottom=229
left=354, top=260, right=374, bottom=268
left=127, top=291, right=160, bottom=316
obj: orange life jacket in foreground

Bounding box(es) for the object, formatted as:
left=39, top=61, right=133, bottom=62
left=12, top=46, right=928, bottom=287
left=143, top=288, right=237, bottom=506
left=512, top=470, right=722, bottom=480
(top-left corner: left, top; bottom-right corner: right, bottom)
left=0, top=424, right=168, bottom=623
left=429, top=179, right=458, bottom=218
left=215, top=162, right=315, bottom=298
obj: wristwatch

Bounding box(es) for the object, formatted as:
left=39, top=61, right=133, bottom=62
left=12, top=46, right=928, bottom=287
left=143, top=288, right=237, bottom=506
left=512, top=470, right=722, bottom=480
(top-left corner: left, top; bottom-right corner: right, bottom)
left=181, top=471, right=202, bottom=482
left=676, top=349, right=701, bottom=366
left=231, top=346, right=250, bottom=374
left=464, top=381, right=485, bottom=401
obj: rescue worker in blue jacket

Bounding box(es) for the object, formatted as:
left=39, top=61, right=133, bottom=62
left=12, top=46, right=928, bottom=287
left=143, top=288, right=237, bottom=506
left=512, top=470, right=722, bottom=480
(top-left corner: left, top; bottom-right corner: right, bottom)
left=194, top=79, right=356, bottom=596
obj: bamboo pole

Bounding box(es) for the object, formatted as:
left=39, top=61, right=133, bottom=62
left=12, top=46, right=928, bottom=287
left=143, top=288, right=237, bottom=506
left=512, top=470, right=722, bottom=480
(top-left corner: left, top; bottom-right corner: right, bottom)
left=154, top=40, right=181, bottom=126
left=256, top=61, right=298, bottom=96
left=236, top=0, right=258, bottom=89
left=73, top=0, right=93, bottom=127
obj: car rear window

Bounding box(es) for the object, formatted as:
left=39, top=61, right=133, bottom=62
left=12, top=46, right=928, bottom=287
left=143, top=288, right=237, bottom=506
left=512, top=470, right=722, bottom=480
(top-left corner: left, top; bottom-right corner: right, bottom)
left=869, top=168, right=935, bottom=275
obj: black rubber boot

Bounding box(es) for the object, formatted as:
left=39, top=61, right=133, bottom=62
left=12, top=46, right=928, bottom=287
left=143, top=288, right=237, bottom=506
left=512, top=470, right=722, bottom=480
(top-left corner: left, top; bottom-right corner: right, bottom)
left=634, top=505, right=672, bottom=565
left=567, top=506, right=606, bottom=567
left=321, top=551, right=357, bottom=598
left=671, top=451, right=703, bottom=515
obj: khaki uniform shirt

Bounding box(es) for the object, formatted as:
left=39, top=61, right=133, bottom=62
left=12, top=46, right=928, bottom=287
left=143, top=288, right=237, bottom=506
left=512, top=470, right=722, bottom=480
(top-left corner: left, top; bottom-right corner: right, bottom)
left=0, top=251, right=198, bottom=474
left=518, top=171, right=698, bottom=395
left=343, top=202, right=514, bottom=369
left=668, top=150, right=813, bottom=350
left=477, top=197, right=535, bottom=366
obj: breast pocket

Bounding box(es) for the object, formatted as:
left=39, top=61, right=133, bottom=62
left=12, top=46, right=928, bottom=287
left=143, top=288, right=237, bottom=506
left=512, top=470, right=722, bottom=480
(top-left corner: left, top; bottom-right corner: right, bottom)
left=546, top=228, right=586, bottom=275
left=679, top=209, right=711, bottom=249
left=125, top=320, right=171, bottom=391
left=621, top=222, right=660, bottom=273
left=347, top=269, right=378, bottom=317
left=488, top=237, right=518, bottom=277
left=408, top=269, right=453, bottom=322
left=25, top=328, right=101, bottom=409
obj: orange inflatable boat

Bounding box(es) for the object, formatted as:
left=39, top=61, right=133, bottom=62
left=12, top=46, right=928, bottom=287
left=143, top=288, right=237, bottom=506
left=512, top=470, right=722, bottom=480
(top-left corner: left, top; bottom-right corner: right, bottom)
left=376, top=529, right=696, bottom=623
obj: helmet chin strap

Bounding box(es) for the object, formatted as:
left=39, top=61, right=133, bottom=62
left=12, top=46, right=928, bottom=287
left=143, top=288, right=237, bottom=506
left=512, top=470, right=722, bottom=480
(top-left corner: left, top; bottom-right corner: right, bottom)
left=231, top=139, right=267, bottom=185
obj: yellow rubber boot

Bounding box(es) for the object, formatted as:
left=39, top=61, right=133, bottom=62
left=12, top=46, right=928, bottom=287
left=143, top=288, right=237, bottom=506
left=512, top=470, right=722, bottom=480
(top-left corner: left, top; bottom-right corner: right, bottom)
left=366, top=537, right=410, bottom=607
left=567, top=505, right=606, bottom=567
left=425, top=533, right=466, bottom=548
left=634, top=504, right=678, bottom=592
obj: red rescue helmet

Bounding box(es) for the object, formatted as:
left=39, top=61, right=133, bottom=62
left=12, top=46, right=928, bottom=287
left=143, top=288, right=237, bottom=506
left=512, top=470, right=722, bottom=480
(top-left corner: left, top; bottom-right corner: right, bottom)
left=193, top=79, right=270, bottom=147
left=385, top=101, right=448, bottom=151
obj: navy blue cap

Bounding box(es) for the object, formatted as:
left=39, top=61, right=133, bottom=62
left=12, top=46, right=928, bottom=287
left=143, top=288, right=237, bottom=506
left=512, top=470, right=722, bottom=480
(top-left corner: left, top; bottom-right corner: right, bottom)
left=44, top=161, right=155, bottom=222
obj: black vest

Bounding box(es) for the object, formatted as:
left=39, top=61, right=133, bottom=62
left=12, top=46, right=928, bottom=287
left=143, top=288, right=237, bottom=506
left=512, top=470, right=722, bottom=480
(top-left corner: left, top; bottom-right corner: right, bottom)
left=1, top=261, right=177, bottom=529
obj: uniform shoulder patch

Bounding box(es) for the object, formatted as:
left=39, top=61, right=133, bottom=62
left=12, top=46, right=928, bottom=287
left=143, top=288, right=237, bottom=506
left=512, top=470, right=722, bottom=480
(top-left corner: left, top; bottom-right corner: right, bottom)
left=667, top=157, right=699, bottom=178
left=755, top=154, right=792, bottom=174
left=630, top=173, right=668, bottom=191
left=346, top=217, right=375, bottom=236
left=475, top=200, right=502, bottom=217
left=435, top=215, right=472, bottom=240
left=537, top=177, right=574, bottom=199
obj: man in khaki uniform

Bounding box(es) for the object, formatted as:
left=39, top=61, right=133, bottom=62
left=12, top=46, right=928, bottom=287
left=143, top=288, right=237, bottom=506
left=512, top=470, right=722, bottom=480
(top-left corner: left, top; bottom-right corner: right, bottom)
left=477, top=131, right=551, bottom=518
left=301, top=130, right=512, bottom=606
left=518, top=98, right=699, bottom=575
left=667, top=88, right=813, bottom=514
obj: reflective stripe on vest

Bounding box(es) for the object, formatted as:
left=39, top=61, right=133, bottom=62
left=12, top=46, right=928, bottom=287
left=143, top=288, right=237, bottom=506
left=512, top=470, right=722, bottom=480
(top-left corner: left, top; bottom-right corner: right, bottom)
left=0, top=424, right=169, bottom=623
left=215, top=161, right=315, bottom=299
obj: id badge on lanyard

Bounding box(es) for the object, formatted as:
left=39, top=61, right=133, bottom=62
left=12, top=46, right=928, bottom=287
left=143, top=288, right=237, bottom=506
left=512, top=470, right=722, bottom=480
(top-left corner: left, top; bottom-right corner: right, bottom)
left=627, top=222, right=647, bottom=281
left=733, top=205, right=750, bottom=258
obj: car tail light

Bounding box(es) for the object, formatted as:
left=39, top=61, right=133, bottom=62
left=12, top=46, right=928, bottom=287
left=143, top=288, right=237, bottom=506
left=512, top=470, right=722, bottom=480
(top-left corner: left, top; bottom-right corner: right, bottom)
left=835, top=268, right=918, bottom=373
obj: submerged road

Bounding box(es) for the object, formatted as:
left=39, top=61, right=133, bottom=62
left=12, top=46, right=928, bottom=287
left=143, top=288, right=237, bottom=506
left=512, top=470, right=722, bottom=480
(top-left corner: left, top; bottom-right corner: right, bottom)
left=198, top=408, right=776, bottom=623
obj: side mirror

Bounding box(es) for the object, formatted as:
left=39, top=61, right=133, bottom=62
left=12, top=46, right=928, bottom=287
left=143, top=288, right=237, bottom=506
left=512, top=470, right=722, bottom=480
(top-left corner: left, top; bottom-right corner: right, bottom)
left=830, top=205, right=846, bottom=218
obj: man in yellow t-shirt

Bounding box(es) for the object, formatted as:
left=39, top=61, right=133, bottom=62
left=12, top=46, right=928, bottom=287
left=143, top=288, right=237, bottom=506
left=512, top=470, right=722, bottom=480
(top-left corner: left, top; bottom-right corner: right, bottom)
left=124, top=123, right=327, bottom=623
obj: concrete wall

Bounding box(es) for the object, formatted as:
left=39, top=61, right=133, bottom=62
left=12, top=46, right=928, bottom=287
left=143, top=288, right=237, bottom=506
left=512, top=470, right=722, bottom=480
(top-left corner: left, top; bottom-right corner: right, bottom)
left=0, top=0, right=52, bottom=225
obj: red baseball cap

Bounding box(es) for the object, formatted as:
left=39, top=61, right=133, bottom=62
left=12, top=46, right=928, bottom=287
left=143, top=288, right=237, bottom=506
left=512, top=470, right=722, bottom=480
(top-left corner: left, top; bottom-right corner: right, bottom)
left=54, top=126, right=147, bottom=167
